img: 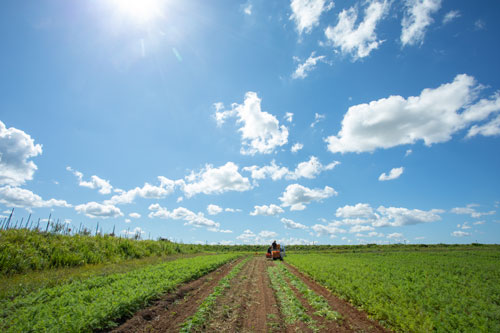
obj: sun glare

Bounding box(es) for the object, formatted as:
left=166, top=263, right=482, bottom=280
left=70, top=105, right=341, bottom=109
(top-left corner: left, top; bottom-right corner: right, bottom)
left=111, top=0, right=165, bottom=24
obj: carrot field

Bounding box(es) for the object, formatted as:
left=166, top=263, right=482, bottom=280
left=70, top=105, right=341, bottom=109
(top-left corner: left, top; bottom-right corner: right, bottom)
left=1, top=229, right=499, bottom=332
left=287, top=248, right=500, bottom=332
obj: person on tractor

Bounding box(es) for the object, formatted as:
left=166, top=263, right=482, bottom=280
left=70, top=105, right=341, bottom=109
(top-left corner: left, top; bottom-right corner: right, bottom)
left=272, top=240, right=277, bottom=250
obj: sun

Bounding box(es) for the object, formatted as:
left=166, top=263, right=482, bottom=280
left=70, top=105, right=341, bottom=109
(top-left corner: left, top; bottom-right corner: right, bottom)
left=110, top=0, right=165, bottom=24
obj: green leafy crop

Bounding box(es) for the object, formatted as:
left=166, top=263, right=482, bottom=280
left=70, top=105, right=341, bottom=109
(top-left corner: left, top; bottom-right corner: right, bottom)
left=287, top=250, right=500, bottom=332
left=0, top=253, right=241, bottom=332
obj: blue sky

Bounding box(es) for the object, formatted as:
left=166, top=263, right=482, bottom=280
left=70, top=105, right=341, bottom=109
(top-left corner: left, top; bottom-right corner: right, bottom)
left=1, top=0, right=499, bottom=245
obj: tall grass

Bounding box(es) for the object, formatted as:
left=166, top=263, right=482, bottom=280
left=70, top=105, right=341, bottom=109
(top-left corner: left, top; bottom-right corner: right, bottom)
left=0, top=228, right=206, bottom=275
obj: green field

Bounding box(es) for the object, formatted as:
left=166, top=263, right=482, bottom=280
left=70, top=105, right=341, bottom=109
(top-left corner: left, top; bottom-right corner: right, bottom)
left=0, top=253, right=242, bottom=332
left=287, top=248, right=500, bottom=332
left=1, top=229, right=499, bottom=332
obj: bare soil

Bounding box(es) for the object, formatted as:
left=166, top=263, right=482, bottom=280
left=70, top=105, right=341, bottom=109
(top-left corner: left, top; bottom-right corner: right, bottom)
left=107, top=256, right=390, bottom=333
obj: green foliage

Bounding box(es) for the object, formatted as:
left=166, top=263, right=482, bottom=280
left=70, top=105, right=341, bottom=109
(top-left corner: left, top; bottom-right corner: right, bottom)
left=268, top=265, right=318, bottom=331
left=0, top=253, right=241, bottom=332
left=0, top=254, right=201, bottom=302
left=0, top=229, right=268, bottom=275
left=287, top=249, right=500, bottom=332
left=181, top=257, right=251, bottom=332
left=275, top=262, right=342, bottom=322
left=0, top=229, right=211, bottom=275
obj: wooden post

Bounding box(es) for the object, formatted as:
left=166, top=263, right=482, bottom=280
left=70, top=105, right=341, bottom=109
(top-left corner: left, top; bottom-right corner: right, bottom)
left=25, top=214, right=31, bottom=229
left=5, top=208, right=14, bottom=230
left=45, top=213, right=51, bottom=232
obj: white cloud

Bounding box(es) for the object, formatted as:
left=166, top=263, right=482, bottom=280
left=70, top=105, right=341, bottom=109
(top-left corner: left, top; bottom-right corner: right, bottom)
left=457, top=222, right=472, bottom=230
left=310, top=113, right=325, bottom=128
left=148, top=204, right=221, bottom=230
left=66, top=167, right=113, bottom=194
left=0, top=120, right=43, bottom=186
left=473, top=221, right=485, bottom=225
left=129, top=212, right=141, bottom=218
left=75, top=202, right=123, bottom=219
left=349, top=225, right=374, bottom=233
left=207, top=204, right=223, bottom=215
left=0, top=186, right=71, bottom=209
left=259, top=230, right=278, bottom=238
left=280, top=184, right=337, bottom=211
left=442, top=10, right=460, bottom=25
left=224, top=207, right=241, bottom=213
left=250, top=204, right=284, bottom=216
left=387, top=232, right=404, bottom=239
left=356, top=231, right=384, bottom=237
left=281, top=217, right=308, bottom=229
left=467, top=114, right=500, bottom=138
left=278, top=237, right=313, bottom=245
left=452, top=230, right=470, bottom=237
left=379, top=167, right=404, bottom=181
left=243, top=161, right=290, bottom=181
left=177, top=196, right=183, bottom=203
left=285, top=112, right=294, bottom=123
left=236, top=229, right=256, bottom=242
left=292, top=52, right=326, bottom=79
left=332, top=203, right=443, bottom=228
left=450, top=204, right=495, bottom=218
left=405, top=149, right=413, bottom=156
left=182, top=162, right=252, bottom=197
left=292, top=157, right=340, bottom=179
left=336, top=203, right=376, bottom=219
left=474, top=19, right=485, bottom=31
left=122, top=227, right=145, bottom=236
left=311, top=222, right=346, bottom=237
left=290, top=0, right=333, bottom=35
left=106, top=176, right=179, bottom=205
left=291, top=143, right=304, bottom=153
left=325, top=0, right=390, bottom=60
left=243, top=157, right=339, bottom=181
left=243, top=3, right=252, bottom=15
left=237, top=229, right=288, bottom=244
left=214, top=92, right=289, bottom=155
left=401, top=0, right=442, bottom=46
left=326, top=74, right=500, bottom=153
left=374, top=206, right=443, bottom=227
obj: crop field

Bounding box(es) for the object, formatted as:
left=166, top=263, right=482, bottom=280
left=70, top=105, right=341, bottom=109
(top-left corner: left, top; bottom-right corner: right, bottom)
left=287, top=248, right=500, bottom=332
left=1, top=229, right=499, bottom=332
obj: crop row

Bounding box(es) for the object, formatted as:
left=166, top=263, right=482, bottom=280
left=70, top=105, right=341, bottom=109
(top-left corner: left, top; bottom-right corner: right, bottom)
left=267, top=264, right=318, bottom=331
left=0, top=253, right=241, bottom=332
left=287, top=250, right=500, bottom=332
left=180, top=256, right=251, bottom=332
left=274, top=262, right=342, bottom=322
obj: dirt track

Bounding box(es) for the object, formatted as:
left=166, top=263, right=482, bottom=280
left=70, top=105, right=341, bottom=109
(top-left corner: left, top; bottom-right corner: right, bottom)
left=109, top=256, right=389, bottom=332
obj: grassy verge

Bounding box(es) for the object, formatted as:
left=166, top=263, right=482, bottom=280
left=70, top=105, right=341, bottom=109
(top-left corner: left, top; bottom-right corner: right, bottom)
left=0, top=253, right=241, bottom=332
left=267, top=265, right=318, bottom=332
left=180, top=256, right=251, bottom=332
left=0, top=229, right=210, bottom=275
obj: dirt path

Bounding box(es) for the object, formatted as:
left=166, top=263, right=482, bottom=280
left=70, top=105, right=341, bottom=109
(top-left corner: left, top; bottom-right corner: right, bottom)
left=203, top=255, right=284, bottom=332
left=107, top=256, right=390, bottom=333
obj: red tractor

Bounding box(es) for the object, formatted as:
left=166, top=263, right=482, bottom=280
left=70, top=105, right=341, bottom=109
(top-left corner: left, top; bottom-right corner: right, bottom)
left=266, top=243, right=285, bottom=260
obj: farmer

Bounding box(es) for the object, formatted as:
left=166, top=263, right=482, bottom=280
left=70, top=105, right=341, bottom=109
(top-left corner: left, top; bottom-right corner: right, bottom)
left=272, top=240, right=277, bottom=250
